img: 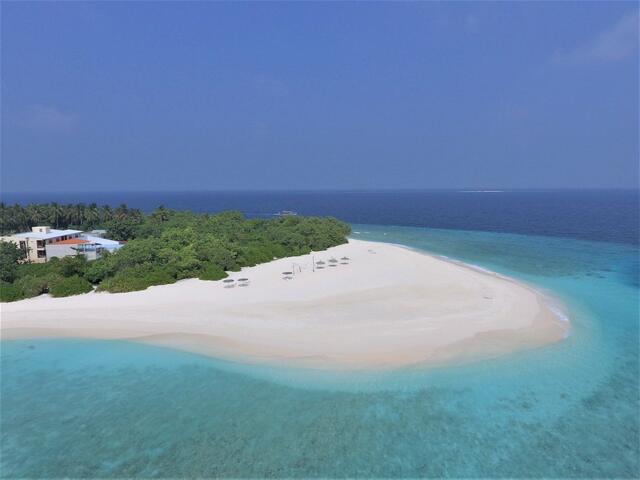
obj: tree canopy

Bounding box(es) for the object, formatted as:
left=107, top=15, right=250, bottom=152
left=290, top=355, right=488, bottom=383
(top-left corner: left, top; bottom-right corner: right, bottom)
left=0, top=206, right=351, bottom=301
left=0, top=202, right=144, bottom=234
left=0, top=241, right=27, bottom=283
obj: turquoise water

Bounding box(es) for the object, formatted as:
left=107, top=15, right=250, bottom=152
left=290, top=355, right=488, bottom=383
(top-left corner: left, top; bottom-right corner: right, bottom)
left=2, top=225, right=639, bottom=477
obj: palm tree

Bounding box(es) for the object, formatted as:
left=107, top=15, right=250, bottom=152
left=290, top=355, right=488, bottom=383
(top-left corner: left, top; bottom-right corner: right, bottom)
left=86, top=203, right=100, bottom=228
left=76, top=204, right=86, bottom=227
left=51, top=202, right=64, bottom=228
left=101, top=205, right=113, bottom=223
left=24, top=204, right=40, bottom=228
left=115, top=204, right=129, bottom=221
left=152, top=205, right=170, bottom=222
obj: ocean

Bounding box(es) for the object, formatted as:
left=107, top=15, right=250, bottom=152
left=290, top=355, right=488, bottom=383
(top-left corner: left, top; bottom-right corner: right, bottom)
left=1, top=190, right=638, bottom=477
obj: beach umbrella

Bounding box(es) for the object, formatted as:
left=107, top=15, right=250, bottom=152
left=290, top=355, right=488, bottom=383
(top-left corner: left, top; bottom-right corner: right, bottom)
left=238, top=278, right=249, bottom=282
left=222, top=279, right=235, bottom=283
left=328, top=258, right=338, bottom=263
left=341, top=256, right=350, bottom=260
left=282, top=271, right=293, bottom=275
left=316, top=260, right=326, bottom=265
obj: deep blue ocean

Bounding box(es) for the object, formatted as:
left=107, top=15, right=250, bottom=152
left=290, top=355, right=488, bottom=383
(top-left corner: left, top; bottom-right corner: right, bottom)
left=1, top=190, right=639, bottom=478
left=3, top=189, right=638, bottom=245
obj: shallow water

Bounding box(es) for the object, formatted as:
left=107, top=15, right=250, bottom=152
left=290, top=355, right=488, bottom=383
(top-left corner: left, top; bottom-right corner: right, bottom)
left=1, top=225, right=639, bottom=477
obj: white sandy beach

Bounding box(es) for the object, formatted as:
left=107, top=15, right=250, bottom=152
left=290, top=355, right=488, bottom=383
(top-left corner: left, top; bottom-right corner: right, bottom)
left=0, top=239, right=569, bottom=369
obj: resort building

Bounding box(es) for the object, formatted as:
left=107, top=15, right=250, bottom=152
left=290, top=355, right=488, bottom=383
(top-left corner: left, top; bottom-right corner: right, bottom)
left=80, top=234, right=122, bottom=253
left=0, top=226, right=122, bottom=263
left=45, top=238, right=105, bottom=261
left=87, top=229, right=108, bottom=238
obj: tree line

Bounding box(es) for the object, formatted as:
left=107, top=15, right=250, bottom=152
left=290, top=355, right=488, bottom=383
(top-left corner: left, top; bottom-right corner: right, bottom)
left=0, top=202, right=144, bottom=234
left=0, top=206, right=351, bottom=301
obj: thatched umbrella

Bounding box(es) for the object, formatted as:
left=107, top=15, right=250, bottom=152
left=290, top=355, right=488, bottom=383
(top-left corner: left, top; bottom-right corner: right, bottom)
left=222, top=279, right=235, bottom=283
left=341, top=256, right=350, bottom=261
left=316, top=260, right=326, bottom=265
left=238, top=278, right=249, bottom=282
left=328, top=258, right=338, bottom=263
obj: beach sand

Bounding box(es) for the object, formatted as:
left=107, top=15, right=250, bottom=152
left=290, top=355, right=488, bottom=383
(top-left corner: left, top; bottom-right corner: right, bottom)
left=0, top=239, right=569, bottom=370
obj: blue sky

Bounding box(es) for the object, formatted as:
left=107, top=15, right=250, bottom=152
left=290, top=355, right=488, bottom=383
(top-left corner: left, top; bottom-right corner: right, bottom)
left=2, top=2, right=638, bottom=192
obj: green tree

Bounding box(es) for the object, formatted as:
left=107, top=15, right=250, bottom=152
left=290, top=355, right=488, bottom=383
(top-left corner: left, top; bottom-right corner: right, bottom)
left=0, top=282, right=23, bottom=302
left=0, top=204, right=351, bottom=300
left=58, top=255, right=88, bottom=278
left=85, top=203, right=100, bottom=228
left=0, top=241, right=26, bottom=282
left=49, top=275, right=93, bottom=297
left=105, top=218, right=141, bottom=241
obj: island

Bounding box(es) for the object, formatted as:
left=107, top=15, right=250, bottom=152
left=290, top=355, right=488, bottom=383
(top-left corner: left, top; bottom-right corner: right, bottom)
left=1, top=206, right=569, bottom=370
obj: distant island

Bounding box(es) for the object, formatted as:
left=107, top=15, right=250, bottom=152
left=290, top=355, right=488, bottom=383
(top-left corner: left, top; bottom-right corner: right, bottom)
left=0, top=203, right=350, bottom=301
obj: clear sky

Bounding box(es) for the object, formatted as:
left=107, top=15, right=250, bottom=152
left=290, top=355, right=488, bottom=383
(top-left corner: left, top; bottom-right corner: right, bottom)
left=2, top=2, right=638, bottom=192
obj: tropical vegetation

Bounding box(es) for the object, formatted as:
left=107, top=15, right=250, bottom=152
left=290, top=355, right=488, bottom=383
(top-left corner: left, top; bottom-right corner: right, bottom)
left=0, top=205, right=351, bottom=301
left=0, top=202, right=144, bottom=236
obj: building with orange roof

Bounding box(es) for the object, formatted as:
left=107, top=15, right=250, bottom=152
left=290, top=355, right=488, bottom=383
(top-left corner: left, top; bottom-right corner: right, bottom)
left=0, top=226, right=122, bottom=263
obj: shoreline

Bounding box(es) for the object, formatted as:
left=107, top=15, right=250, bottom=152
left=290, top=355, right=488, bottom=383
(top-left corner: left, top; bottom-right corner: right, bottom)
left=0, top=239, right=570, bottom=371
left=372, top=239, right=572, bottom=326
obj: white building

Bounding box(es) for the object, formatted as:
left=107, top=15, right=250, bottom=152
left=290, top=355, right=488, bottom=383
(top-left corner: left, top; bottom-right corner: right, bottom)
left=45, top=238, right=105, bottom=261
left=80, top=234, right=122, bottom=253
left=0, top=226, right=123, bottom=263
left=1, top=226, right=83, bottom=263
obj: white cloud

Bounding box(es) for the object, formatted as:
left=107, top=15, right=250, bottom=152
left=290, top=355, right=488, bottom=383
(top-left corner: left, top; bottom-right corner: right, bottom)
left=553, top=10, right=639, bottom=65
left=19, top=105, right=76, bottom=132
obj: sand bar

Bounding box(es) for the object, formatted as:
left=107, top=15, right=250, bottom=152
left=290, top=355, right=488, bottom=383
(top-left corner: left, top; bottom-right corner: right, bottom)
left=0, top=239, right=569, bottom=370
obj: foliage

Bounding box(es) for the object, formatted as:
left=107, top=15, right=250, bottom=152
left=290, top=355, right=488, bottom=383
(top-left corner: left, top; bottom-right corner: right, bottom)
left=0, top=202, right=143, bottom=235
left=105, top=217, right=143, bottom=241
left=0, top=281, right=24, bottom=302
left=0, top=241, right=27, bottom=282
left=0, top=205, right=351, bottom=301
left=14, top=260, right=58, bottom=279
left=58, top=255, right=89, bottom=278
left=84, top=251, right=116, bottom=283
left=97, top=265, right=176, bottom=293
left=14, top=275, right=50, bottom=298
left=198, top=264, right=228, bottom=281
left=0, top=269, right=66, bottom=301
left=49, top=275, right=93, bottom=297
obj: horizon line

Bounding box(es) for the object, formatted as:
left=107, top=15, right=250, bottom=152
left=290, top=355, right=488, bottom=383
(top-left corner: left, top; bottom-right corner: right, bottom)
left=2, top=187, right=639, bottom=196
